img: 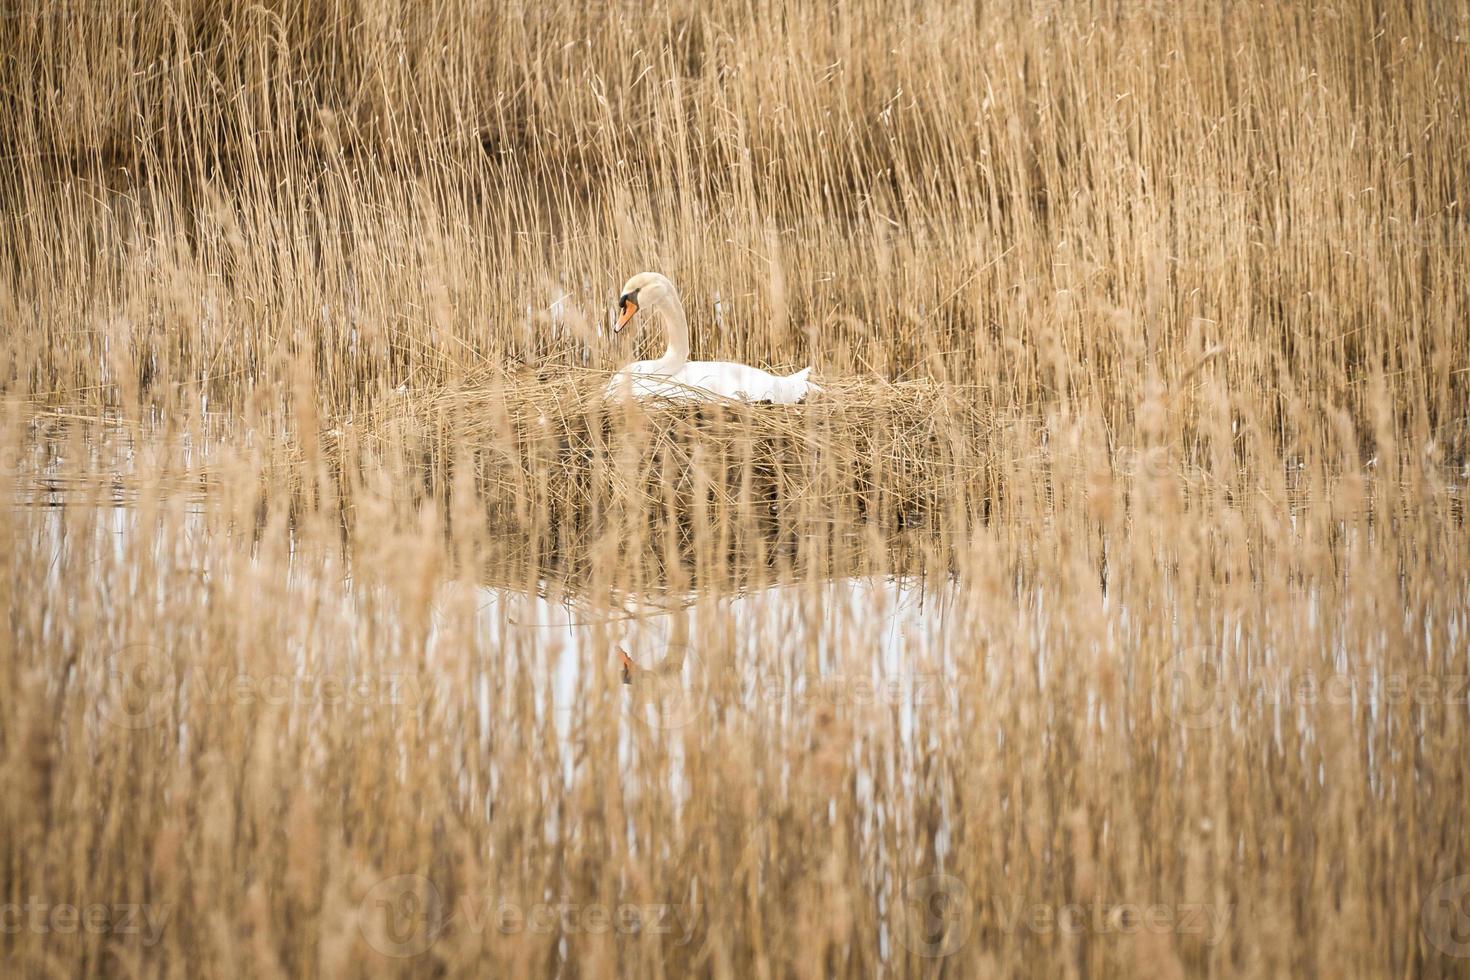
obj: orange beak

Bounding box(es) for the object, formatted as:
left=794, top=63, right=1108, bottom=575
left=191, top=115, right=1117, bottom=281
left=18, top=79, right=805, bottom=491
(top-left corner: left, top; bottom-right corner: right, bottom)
left=618, top=648, right=637, bottom=684
left=615, top=299, right=638, bottom=333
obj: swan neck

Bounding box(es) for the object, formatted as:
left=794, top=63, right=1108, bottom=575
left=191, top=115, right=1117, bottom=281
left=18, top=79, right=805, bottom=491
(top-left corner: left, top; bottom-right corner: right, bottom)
left=650, top=292, right=690, bottom=374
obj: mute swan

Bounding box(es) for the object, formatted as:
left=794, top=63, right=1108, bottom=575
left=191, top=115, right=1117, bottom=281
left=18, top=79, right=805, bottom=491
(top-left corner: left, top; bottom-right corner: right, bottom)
left=605, top=272, right=821, bottom=404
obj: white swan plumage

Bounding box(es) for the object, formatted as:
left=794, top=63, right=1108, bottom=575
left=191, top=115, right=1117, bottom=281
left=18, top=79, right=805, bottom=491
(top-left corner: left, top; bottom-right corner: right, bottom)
left=605, top=272, right=821, bottom=405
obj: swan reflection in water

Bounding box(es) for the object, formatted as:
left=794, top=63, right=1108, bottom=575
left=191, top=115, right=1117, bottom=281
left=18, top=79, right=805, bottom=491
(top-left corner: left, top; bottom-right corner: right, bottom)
left=442, top=574, right=957, bottom=750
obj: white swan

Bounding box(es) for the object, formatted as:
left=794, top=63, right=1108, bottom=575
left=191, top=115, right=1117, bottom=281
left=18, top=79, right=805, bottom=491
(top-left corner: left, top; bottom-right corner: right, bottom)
left=605, top=272, right=821, bottom=404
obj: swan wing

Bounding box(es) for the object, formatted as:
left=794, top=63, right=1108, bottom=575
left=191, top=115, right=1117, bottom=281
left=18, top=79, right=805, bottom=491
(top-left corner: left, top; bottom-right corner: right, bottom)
left=676, top=362, right=820, bottom=404
left=674, top=362, right=774, bottom=401
left=607, top=361, right=820, bottom=404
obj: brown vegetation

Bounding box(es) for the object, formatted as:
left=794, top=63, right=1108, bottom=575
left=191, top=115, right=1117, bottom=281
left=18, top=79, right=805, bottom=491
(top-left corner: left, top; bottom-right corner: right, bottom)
left=2, top=1, right=1468, bottom=976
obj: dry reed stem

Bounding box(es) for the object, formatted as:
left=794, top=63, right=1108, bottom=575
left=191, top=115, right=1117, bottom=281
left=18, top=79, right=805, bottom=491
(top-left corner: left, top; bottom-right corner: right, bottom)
left=2, top=1, right=1468, bottom=977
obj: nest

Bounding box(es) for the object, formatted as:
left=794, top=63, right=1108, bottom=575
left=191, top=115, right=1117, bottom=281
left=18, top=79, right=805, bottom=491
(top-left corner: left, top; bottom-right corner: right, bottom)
left=335, top=370, right=1000, bottom=570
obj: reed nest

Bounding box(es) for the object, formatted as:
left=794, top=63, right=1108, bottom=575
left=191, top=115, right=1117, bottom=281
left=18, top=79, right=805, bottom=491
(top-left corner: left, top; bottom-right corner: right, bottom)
left=341, top=372, right=1000, bottom=548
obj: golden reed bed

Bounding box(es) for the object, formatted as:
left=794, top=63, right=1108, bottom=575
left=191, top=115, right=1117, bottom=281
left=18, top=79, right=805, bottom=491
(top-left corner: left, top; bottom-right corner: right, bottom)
left=333, top=372, right=1003, bottom=549
left=4, top=0, right=1469, bottom=976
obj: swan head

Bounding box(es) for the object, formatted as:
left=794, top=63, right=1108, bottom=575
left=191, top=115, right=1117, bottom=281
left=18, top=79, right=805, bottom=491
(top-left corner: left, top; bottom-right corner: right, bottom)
left=615, top=271, right=676, bottom=333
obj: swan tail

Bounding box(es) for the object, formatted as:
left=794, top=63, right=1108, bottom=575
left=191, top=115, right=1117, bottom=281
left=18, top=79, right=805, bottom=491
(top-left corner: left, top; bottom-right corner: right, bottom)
left=779, top=367, right=820, bottom=404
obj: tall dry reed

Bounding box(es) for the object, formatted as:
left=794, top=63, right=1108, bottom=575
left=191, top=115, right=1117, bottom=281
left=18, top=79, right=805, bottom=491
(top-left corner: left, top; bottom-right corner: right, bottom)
left=2, top=1, right=1468, bottom=977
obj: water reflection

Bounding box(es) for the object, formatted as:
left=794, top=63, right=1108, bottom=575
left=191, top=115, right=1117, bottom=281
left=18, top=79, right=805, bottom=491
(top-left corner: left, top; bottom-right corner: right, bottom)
left=438, top=574, right=960, bottom=758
